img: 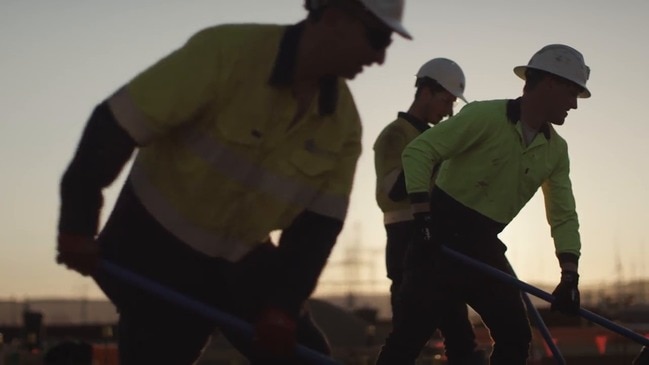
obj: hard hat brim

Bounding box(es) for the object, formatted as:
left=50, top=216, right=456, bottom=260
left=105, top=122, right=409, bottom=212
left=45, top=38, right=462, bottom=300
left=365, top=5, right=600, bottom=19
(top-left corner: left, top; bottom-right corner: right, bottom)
left=378, top=16, right=412, bottom=39
left=513, top=65, right=591, bottom=98
left=362, top=5, right=412, bottom=40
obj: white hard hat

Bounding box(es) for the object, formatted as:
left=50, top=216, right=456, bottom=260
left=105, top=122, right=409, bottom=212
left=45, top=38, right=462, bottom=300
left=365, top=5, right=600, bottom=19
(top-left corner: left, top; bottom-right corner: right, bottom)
left=306, top=0, right=412, bottom=39
left=416, top=58, right=467, bottom=103
left=359, top=0, right=411, bottom=39
left=514, top=44, right=591, bottom=98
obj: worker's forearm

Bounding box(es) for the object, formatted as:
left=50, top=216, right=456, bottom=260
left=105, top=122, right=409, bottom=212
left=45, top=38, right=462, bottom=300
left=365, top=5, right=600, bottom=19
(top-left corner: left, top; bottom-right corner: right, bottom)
left=402, top=135, right=439, bottom=196
left=59, top=102, right=136, bottom=235
left=274, top=210, right=343, bottom=315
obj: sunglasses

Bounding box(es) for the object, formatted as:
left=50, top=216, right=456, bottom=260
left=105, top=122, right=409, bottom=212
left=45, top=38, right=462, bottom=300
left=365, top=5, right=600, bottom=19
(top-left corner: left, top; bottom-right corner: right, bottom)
left=439, top=95, right=458, bottom=107
left=365, top=25, right=392, bottom=50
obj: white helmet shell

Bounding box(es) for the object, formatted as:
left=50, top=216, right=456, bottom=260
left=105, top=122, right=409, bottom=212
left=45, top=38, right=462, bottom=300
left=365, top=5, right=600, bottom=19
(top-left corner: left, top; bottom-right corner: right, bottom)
left=416, top=58, right=467, bottom=103
left=359, top=0, right=411, bottom=40
left=514, top=44, right=591, bottom=98
left=306, top=0, right=412, bottom=39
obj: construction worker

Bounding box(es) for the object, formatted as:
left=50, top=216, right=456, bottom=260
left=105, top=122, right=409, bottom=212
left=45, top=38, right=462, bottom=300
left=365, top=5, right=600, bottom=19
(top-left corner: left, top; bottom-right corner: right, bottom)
left=55, top=0, right=411, bottom=364
left=373, top=58, right=485, bottom=364
left=375, top=44, right=590, bottom=365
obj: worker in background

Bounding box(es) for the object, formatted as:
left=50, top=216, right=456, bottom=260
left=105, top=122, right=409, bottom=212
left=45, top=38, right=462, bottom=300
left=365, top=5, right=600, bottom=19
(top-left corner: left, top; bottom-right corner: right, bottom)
left=376, top=44, right=590, bottom=364
left=55, top=0, right=411, bottom=364
left=373, top=58, right=485, bottom=364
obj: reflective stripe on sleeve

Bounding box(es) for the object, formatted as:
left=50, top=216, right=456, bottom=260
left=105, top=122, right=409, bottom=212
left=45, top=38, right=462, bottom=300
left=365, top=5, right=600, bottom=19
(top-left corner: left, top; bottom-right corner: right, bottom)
left=107, top=87, right=156, bottom=145
left=383, top=208, right=413, bottom=224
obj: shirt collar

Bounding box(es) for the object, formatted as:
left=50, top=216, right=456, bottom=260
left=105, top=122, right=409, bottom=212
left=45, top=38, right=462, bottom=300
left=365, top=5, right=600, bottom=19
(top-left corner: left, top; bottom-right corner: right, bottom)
left=398, top=112, right=430, bottom=133
left=268, top=21, right=338, bottom=116
left=507, top=98, right=551, bottom=140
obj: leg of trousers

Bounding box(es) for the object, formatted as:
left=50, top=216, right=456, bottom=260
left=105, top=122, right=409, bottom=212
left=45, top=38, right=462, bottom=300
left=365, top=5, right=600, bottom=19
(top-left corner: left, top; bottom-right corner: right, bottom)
left=96, top=185, right=333, bottom=364
left=376, top=262, right=454, bottom=365
left=462, top=253, right=531, bottom=365
left=384, top=223, right=479, bottom=364
left=440, top=302, right=481, bottom=364
left=377, top=248, right=531, bottom=365
left=95, top=190, right=223, bottom=364
left=116, top=302, right=215, bottom=365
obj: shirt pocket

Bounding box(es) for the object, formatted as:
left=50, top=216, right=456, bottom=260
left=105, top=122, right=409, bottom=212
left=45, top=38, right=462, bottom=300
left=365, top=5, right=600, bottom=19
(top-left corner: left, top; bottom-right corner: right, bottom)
left=289, top=146, right=338, bottom=177
left=522, top=151, right=555, bottom=191
left=217, top=123, right=264, bottom=148
left=214, top=103, right=269, bottom=149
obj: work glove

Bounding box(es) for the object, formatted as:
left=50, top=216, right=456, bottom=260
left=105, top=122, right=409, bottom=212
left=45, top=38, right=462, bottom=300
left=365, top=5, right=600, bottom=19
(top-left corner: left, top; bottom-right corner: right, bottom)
left=404, top=212, right=440, bottom=272
left=412, top=212, right=440, bottom=254
left=56, top=233, right=100, bottom=276
left=253, top=307, right=298, bottom=359
left=551, top=270, right=580, bottom=316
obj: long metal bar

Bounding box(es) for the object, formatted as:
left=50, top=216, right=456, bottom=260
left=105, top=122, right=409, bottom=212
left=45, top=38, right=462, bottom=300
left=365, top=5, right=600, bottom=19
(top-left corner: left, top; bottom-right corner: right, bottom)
left=100, top=260, right=341, bottom=365
left=441, top=246, right=649, bottom=347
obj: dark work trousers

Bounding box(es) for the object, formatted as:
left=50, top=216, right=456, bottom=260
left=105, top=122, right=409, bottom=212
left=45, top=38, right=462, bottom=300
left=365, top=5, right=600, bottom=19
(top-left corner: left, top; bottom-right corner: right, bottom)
left=93, top=184, right=330, bottom=365
left=377, top=190, right=531, bottom=365
left=385, top=221, right=481, bottom=364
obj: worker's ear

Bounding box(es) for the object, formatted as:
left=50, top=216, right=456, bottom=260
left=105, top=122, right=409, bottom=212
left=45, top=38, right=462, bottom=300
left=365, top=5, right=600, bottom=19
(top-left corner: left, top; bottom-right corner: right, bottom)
left=537, top=74, right=557, bottom=94
left=416, top=86, right=432, bottom=101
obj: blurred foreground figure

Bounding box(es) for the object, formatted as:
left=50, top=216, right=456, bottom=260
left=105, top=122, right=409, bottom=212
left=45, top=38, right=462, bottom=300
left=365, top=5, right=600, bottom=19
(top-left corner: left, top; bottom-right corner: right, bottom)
left=56, top=1, right=411, bottom=364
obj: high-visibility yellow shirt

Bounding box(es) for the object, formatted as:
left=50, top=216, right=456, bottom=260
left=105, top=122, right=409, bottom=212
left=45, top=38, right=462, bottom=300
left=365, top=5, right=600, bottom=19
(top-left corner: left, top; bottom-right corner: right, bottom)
left=374, top=112, right=431, bottom=224
left=106, top=23, right=362, bottom=261
left=402, top=99, right=581, bottom=257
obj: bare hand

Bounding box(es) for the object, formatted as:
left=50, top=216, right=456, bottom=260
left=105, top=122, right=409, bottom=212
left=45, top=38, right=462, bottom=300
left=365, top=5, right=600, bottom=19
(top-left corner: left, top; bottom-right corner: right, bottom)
left=57, top=233, right=100, bottom=276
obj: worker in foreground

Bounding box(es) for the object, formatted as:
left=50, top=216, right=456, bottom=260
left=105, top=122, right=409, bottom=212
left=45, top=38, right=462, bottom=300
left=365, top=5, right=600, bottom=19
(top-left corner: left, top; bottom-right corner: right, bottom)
left=56, top=0, right=411, bottom=363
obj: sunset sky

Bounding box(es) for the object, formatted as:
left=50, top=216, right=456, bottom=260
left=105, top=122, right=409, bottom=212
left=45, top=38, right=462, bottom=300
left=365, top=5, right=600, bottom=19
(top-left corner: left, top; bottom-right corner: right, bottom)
left=2, top=0, right=649, bottom=300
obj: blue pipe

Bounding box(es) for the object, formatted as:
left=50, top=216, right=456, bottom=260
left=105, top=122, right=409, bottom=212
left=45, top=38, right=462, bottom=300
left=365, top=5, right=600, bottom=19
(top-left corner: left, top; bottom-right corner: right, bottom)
left=507, top=261, right=566, bottom=364
left=100, top=260, right=341, bottom=365
left=441, top=246, right=649, bottom=347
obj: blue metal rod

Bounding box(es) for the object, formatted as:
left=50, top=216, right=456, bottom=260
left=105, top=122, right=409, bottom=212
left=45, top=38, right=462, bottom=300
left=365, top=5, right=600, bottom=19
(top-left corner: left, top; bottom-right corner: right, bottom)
left=100, top=260, right=340, bottom=365
left=441, top=246, right=649, bottom=347
left=507, top=260, right=566, bottom=364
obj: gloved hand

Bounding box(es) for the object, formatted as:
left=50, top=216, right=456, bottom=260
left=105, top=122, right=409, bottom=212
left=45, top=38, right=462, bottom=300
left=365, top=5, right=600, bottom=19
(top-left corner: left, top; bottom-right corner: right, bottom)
left=253, top=307, right=297, bottom=359
left=404, top=212, right=440, bottom=272
left=551, top=270, right=580, bottom=315
left=412, top=212, right=439, bottom=254
left=56, top=233, right=100, bottom=276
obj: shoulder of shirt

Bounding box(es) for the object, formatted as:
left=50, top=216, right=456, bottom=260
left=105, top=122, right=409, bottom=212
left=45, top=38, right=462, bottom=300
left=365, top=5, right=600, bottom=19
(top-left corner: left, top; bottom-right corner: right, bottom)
left=194, top=23, right=285, bottom=36
left=188, top=23, right=286, bottom=47
left=373, top=117, right=409, bottom=149
left=546, top=124, right=568, bottom=147
left=395, top=114, right=421, bottom=130
left=458, top=99, right=510, bottom=114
